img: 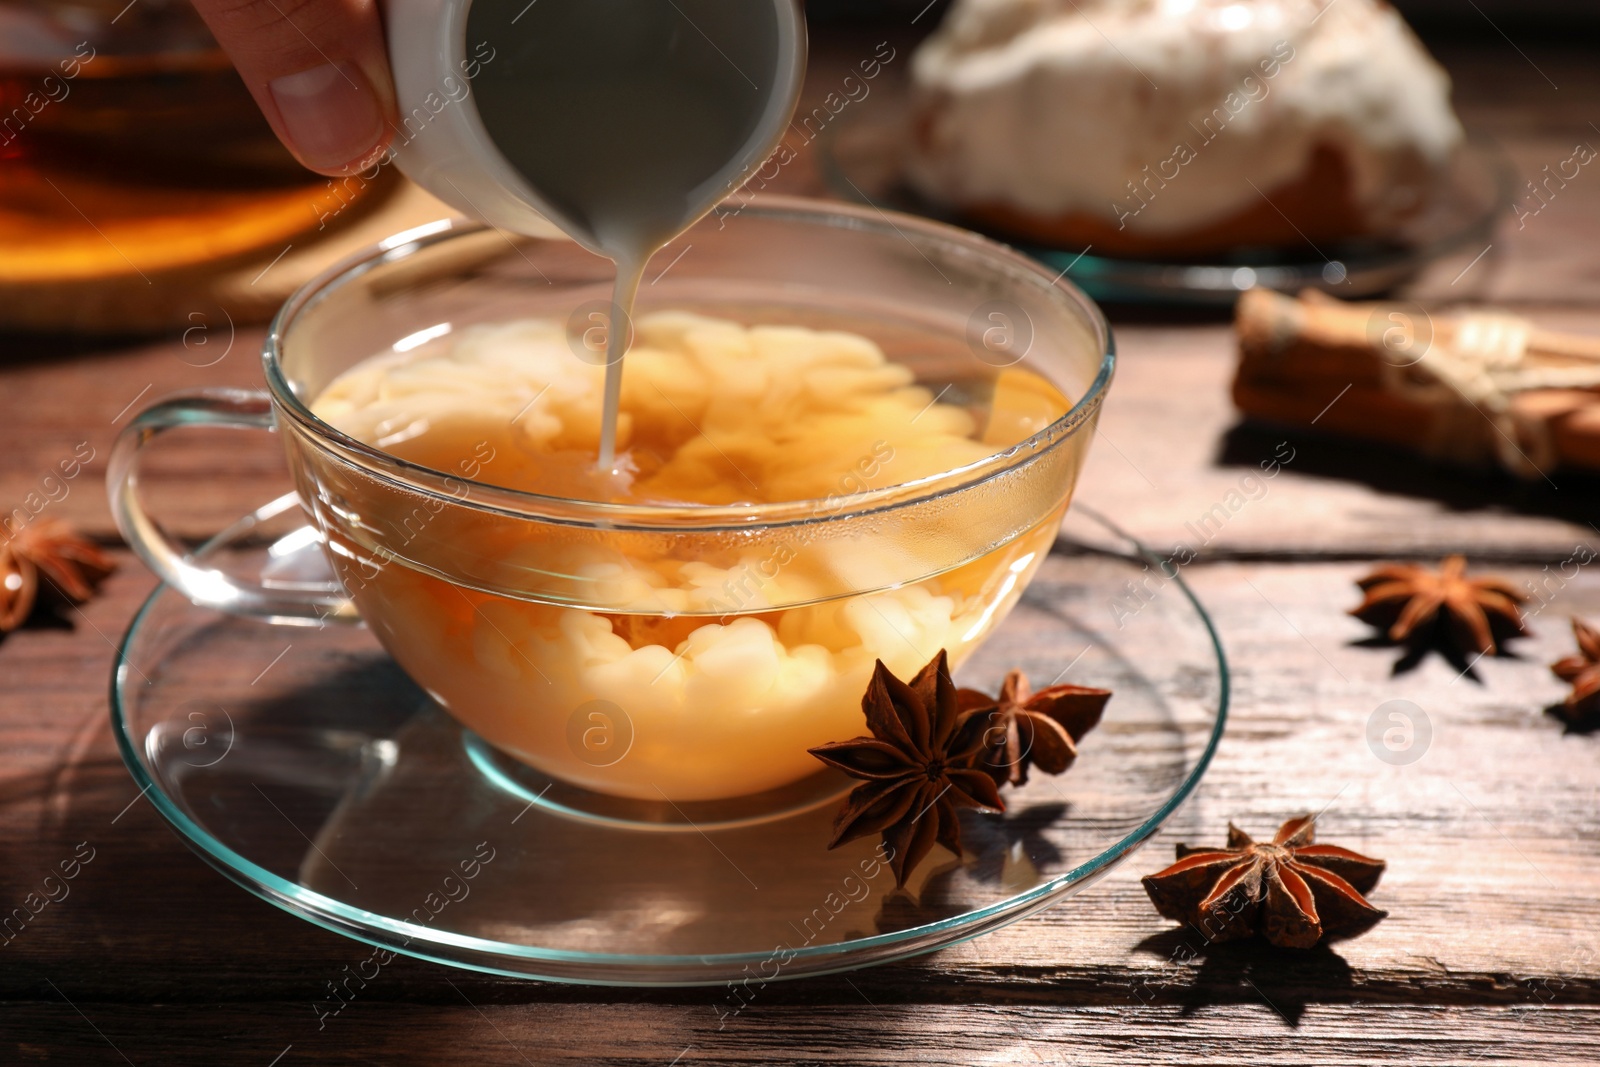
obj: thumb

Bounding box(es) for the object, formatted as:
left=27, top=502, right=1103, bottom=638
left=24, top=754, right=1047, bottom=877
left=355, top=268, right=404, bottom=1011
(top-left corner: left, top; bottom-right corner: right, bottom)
left=191, top=0, right=395, bottom=175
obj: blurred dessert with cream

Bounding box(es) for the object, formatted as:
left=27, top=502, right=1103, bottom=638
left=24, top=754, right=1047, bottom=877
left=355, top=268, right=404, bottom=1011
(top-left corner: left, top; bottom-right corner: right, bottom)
left=906, top=0, right=1464, bottom=257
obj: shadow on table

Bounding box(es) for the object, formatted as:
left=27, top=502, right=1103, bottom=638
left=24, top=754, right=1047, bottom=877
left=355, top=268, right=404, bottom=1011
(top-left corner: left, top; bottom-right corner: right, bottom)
left=0, top=330, right=162, bottom=369
left=1217, top=420, right=1600, bottom=531
left=1544, top=701, right=1600, bottom=735
left=1132, top=928, right=1356, bottom=1027
left=1348, top=629, right=1535, bottom=684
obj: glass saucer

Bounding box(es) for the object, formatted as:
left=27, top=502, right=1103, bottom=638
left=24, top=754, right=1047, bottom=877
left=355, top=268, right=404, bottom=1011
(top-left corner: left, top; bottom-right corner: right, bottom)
left=111, top=498, right=1228, bottom=985
left=817, top=101, right=1512, bottom=306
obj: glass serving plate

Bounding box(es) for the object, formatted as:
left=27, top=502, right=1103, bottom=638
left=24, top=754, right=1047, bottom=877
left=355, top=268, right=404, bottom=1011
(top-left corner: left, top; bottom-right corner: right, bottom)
left=818, top=100, right=1513, bottom=306
left=112, top=499, right=1228, bottom=985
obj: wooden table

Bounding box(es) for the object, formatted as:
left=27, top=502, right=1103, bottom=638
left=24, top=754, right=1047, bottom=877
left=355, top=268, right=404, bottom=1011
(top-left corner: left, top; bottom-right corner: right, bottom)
left=4, top=27, right=1600, bottom=1066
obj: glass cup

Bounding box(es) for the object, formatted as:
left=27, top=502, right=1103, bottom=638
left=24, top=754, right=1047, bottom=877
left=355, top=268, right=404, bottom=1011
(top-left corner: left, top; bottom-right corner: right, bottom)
left=109, top=197, right=1114, bottom=805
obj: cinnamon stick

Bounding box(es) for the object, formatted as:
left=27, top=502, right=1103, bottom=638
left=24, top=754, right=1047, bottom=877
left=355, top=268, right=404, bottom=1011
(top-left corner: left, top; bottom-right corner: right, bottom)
left=1233, top=289, right=1600, bottom=475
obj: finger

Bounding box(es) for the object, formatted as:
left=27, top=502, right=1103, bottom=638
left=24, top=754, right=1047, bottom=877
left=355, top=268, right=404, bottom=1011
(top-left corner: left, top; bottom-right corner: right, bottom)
left=191, top=0, right=395, bottom=175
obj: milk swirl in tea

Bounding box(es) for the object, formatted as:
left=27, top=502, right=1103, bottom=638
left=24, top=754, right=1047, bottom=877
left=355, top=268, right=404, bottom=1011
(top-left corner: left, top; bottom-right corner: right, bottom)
left=313, top=313, right=1076, bottom=799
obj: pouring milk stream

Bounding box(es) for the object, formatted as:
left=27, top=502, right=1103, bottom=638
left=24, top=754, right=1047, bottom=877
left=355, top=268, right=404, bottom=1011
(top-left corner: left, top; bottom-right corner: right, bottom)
left=381, top=0, right=808, bottom=470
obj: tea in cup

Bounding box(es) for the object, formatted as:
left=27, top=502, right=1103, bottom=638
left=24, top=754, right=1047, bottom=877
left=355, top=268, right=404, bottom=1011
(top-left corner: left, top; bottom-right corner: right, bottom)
left=109, top=201, right=1113, bottom=806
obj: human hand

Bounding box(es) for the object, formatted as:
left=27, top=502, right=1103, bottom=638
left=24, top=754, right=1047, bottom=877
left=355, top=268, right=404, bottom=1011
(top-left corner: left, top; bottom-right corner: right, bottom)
left=189, top=0, right=395, bottom=175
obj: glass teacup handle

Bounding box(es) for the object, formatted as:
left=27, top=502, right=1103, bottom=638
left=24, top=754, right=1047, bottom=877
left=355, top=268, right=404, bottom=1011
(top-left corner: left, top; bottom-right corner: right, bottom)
left=108, top=389, right=359, bottom=627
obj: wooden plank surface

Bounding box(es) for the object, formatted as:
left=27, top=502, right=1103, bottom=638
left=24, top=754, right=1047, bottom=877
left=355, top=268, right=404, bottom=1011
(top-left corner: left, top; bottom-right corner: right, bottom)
left=5, top=26, right=1600, bottom=1067
left=8, top=1004, right=1600, bottom=1066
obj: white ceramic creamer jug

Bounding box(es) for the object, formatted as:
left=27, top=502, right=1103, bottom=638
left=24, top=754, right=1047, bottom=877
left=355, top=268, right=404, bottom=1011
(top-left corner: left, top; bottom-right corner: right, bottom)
left=380, top=0, right=807, bottom=254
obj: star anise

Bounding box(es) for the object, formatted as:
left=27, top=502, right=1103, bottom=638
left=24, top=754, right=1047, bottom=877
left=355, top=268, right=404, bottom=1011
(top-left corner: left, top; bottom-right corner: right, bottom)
left=0, top=519, right=116, bottom=633
left=1141, top=815, right=1387, bottom=949
left=809, top=651, right=1005, bottom=888
left=1549, top=616, right=1600, bottom=728
left=956, top=669, right=1110, bottom=786
left=1350, top=555, right=1527, bottom=657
